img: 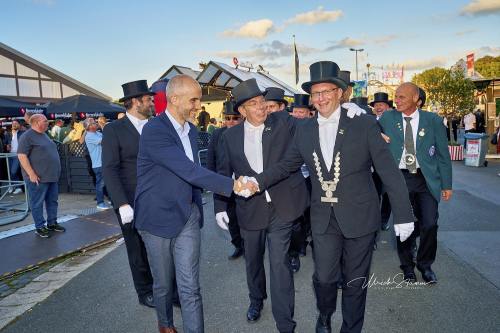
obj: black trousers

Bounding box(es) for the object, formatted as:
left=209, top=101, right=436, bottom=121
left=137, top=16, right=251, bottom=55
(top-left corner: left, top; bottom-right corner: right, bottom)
left=397, top=170, right=439, bottom=271
left=373, top=171, right=392, bottom=224
left=226, top=201, right=243, bottom=249
left=313, top=211, right=375, bottom=333
left=115, top=210, right=154, bottom=298
left=240, top=205, right=296, bottom=333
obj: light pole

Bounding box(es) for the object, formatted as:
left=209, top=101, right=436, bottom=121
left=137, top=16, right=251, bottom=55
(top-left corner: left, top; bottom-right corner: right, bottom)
left=349, top=48, right=364, bottom=81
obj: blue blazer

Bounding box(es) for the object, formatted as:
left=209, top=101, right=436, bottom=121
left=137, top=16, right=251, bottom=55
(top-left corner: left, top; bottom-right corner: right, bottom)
left=134, top=112, right=234, bottom=239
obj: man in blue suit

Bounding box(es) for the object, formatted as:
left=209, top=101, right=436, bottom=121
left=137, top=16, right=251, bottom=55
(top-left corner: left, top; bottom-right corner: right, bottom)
left=134, top=74, right=256, bottom=333
left=379, top=82, right=452, bottom=284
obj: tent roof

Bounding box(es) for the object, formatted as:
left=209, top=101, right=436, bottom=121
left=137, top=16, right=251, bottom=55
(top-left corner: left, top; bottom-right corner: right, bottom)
left=196, top=61, right=300, bottom=96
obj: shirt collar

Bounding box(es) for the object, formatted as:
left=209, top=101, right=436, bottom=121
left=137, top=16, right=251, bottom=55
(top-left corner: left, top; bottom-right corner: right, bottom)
left=165, top=109, right=190, bottom=136
left=317, top=105, right=341, bottom=123
left=403, top=108, right=419, bottom=120
left=126, top=112, right=148, bottom=125
left=244, top=120, right=265, bottom=131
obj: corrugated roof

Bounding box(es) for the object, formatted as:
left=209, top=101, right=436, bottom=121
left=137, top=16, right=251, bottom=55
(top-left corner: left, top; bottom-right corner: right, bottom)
left=0, top=42, right=111, bottom=101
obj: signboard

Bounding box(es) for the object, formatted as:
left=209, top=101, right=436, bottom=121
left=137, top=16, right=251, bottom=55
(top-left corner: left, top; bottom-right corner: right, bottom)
left=465, top=139, right=480, bottom=166
left=466, top=53, right=474, bottom=77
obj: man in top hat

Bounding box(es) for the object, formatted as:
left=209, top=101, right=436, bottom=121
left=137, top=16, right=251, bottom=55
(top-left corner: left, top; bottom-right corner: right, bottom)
left=215, top=78, right=309, bottom=333
left=207, top=100, right=244, bottom=260
left=102, top=80, right=157, bottom=309
left=252, top=61, right=415, bottom=333
left=370, top=92, right=394, bottom=231
left=339, top=70, right=354, bottom=103
left=370, top=92, right=393, bottom=120
left=265, top=87, right=288, bottom=114
left=291, top=93, right=312, bottom=119
left=133, top=74, right=256, bottom=333
left=350, top=97, right=373, bottom=115
left=379, top=82, right=452, bottom=284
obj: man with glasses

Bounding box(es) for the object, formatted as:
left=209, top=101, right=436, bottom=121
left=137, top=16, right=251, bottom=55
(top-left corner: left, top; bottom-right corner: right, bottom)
left=207, top=100, right=244, bottom=260
left=215, top=79, right=309, bottom=333
left=253, top=61, right=414, bottom=333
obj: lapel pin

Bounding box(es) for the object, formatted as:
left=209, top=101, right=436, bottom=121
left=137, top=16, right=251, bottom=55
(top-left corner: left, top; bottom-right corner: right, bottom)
left=339, top=129, right=344, bottom=135
left=419, top=128, right=425, bottom=137
left=265, top=127, right=271, bottom=132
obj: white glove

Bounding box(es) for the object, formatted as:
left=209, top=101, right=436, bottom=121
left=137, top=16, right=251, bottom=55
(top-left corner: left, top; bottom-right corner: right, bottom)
left=342, top=102, right=366, bottom=118
left=119, top=204, right=134, bottom=224
left=215, top=211, right=230, bottom=230
left=394, top=222, right=415, bottom=242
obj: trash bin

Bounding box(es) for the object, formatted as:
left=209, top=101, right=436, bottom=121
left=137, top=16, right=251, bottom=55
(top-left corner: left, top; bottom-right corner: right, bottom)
left=464, top=133, right=489, bottom=167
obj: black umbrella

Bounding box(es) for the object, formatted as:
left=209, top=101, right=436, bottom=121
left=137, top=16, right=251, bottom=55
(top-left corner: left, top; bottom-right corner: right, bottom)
left=0, top=97, right=46, bottom=117
left=45, top=95, right=124, bottom=119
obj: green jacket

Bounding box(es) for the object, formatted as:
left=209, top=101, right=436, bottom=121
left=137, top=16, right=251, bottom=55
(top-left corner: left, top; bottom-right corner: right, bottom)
left=379, top=109, right=452, bottom=202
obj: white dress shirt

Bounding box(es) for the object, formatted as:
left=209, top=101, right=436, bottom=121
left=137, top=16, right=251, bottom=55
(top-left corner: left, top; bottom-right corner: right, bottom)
left=165, top=109, right=194, bottom=162
left=317, top=106, right=341, bottom=171
left=399, top=109, right=421, bottom=169
left=244, top=120, right=271, bottom=202
left=126, top=112, right=148, bottom=135
left=11, top=131, right=19, bottom=153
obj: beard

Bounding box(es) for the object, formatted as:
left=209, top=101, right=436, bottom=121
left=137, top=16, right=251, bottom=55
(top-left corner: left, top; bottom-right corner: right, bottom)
left=137, top=103, right=154, bottom=118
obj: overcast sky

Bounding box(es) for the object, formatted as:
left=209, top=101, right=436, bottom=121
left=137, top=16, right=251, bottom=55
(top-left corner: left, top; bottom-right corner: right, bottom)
left=2, top=0, right=499, bottom=99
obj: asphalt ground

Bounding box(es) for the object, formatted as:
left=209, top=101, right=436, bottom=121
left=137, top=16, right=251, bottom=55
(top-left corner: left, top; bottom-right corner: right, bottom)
left=2, top=161, right=500, bottom=333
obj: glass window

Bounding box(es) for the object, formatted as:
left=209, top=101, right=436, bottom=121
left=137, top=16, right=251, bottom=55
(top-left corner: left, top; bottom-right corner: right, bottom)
left=0, top=77, right=17, bottom=95
left=0, top=55, right=15, bottom=75
left=41, top=80, right=61, bottom=98
left=163, top=69, right=180, bottom=80
left=18, top=79, right=40, bottom=97
left=198, top=64, right=218, bottom=84
left=62, top=84, right=80, bottom=97
left=16, top=63, right=39, bottom=78
left=215, top=72, right=230, bottom=87
left=226, top=78, right=240, bottom=88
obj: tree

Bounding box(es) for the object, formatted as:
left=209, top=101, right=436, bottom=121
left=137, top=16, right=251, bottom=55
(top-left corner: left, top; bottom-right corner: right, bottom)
left=475, top=56, right=500, bottom=78
left=413, top=67, right=476, bottom=143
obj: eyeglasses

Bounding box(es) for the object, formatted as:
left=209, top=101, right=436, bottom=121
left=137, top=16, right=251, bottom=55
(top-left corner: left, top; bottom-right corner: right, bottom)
left=243, top=99, right=266, bottom=110
left=310, top=88, right=340, bottom=99
left=224, top=116, right=240, bottom=121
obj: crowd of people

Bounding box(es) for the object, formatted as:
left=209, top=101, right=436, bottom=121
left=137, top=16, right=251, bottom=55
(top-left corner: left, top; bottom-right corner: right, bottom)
left=14, top=60, right=496, bottom=333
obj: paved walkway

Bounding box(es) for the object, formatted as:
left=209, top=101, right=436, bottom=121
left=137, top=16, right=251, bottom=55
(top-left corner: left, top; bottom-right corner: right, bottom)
left=1, top=161, right=499, bottom=332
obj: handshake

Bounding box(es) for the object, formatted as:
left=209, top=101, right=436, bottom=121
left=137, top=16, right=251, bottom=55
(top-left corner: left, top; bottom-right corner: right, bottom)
left=232, top=176, right=260, bottom=198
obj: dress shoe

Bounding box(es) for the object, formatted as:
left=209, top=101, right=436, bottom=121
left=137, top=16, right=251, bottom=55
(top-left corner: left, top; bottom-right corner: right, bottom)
left=419, top=268, right=437, bottom=284
left=403, top=269, right=417, bottom=283
left=228, top=246, right=244, bottom=260
left=381, top=220, right=390, bottom=231
left=158, top=326, right=177, bottom=333
left=289, top=256, right=300, bottom=273
left=246, top=303, right=263, bottom=322
left=139, top=294, right=155, bottom=308
left=315, top=313, right=332, bottom=333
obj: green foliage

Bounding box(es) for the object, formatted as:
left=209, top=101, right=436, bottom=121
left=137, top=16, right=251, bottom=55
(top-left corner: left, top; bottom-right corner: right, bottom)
left=475, top=56, right=500, bottom=78
left=412, top=67, right=476, bottom=119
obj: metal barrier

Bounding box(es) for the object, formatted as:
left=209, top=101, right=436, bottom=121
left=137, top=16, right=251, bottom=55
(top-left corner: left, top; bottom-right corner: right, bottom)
left=0, top=153, right=29, bottom=226
left=198, top=149, right=208, bottom=168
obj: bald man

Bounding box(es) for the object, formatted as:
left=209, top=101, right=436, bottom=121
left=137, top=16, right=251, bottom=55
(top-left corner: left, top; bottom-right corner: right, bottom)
left=134, top=74, right=256, bottom=333
left=379, top=82, right=452, bottom=284
left=18, top=114, right=65, bottom=238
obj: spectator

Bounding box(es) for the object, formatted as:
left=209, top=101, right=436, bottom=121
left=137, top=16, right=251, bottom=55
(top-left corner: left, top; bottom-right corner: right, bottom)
left=197, top=105, right=210, bottom=131
left=474, top=109, right=485, bottom=133
left=4, top=119, right=25, bottom=194
left=17, top=114, right=65, bottom=238
left=207, top=117, right=217, bottom=134
left=49, top=119, right=64, bottom=141
left=463, top=111, right=476, bottom=134
left=97, top=116, right=107, bottom=130
left=63, top=121, right=85, bottom=143
left=83, top=119, right=111, bottom=210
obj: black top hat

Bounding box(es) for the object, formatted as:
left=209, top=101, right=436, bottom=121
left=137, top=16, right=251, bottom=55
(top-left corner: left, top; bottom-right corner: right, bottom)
left=292, top=94, right=311, bottom=109
left=264, top=87, right=288, bottom=107
left=119, top=80, right=155, bottom=102
left=350, top=97, right=373, bottom=114
left=369, top=92, right=393, bottom=108
left=223, top=100, right=240, bottom=116
left=302, top=61, right=347, bottom=93
left=339, top=70, right=355, bottom=87
left=418, top=87, right=426, bottom=107
left=232, top=78, right=266, bottom=112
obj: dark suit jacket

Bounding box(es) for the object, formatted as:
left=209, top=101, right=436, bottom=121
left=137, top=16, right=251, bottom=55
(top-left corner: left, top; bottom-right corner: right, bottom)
left=215, top=111, right=309, bottom=231
left=102, top=117, right=140, bottom=209
left=134, top=112, right=234, bottom=239
left=206, top=126, right=226, bottom=172
left=256, top=108, right=414, bottom=238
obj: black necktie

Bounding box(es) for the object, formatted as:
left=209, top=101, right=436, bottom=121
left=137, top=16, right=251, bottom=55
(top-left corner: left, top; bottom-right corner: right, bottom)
left=404, top=117, right=417, bottom=173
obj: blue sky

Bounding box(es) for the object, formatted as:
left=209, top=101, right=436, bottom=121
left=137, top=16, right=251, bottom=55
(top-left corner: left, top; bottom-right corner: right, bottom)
left=2, top=0, right=499, bottom=99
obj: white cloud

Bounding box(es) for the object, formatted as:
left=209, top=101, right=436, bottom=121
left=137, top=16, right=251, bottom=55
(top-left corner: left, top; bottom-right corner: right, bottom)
left=474, top=45, right=500, bottom=57
left=455, top=29, right=477, bottom=36
left=461, top=0, right=500, bottom=16
left=285, top=6, right=343, bottom=25
left=401, top=57, right=448, bottom=70
left=372, top=35, right=398, bottom=45
left=324, top=37, right=364, bottom=51
left=215, top=40, right=318, bottom=61
left=222, top=19, right=275, bottom=39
